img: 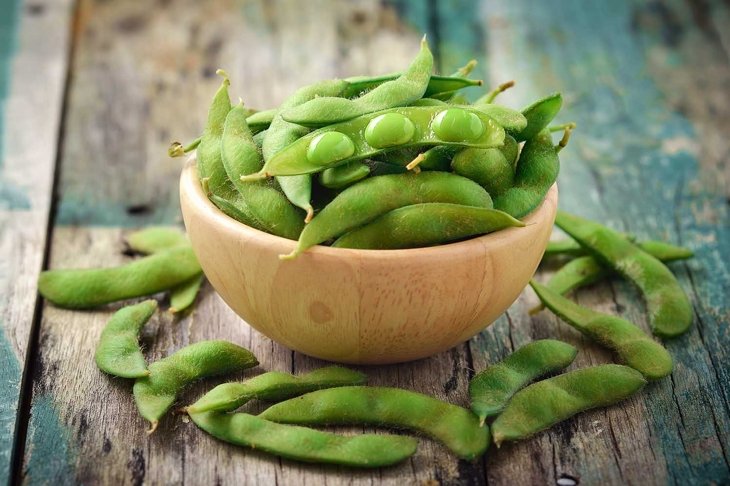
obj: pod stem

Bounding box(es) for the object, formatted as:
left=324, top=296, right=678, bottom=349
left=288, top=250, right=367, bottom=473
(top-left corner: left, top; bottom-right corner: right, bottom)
left=479, top=80, right=515, bottom=104
left=406, top=153, right=425, bottom=172
left=168, top=137, right=202, bottom=158
left=146, top=420, right=159, bottom=435
left=557, top=125, right=574, bottom=152
left=548, top=122, right=577, bottom=133
left=455, top=59, right=478, bottom=77
left=239, top=172, right=268, bottom=182
left=304, top=206, right=314, bottom=224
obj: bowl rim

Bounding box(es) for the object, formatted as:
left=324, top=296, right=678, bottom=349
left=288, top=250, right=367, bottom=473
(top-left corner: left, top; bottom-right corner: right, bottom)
left=180, top=159, right=558, bottom=260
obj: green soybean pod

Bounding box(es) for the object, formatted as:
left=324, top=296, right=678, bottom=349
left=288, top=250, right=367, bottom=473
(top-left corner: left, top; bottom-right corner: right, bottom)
left=95, top=300, right=157, bottom=378
left=245, top=108, right=276, bottom=134
left=283, top=172, right=494, bottom=259
left=501, top=135, right=519, bottom=166
left=554, top=211, right=693, bottom=338
left=332, top=204, right=524, bottom=250
left=126, top=227, right=187, bottom=254
left=344, top=73, right=481, bottom=99
left=259, top=386, right=489, bottom=460
left=263, top=79, right=350, bottom=222
left=451, top=147, right=515, bottom=196
left=471, top=104, right=527, bottom=135
left=187, top=366, right=367, bottom=413
left=38, top=246, right=202, bottom=309
left=197, top=70, right=231, bottom=187
left=133, top=340, right=258, bottom=431
left=189, top=411, right=417, bottom=468
left=246, top=106, right=504, bottom=179
left=491, top=365, right=647, bottom=446
left=516, top=92, right=563, bottom=142
left=222, top=103, right=305, bottom=239
left=529, top=281, right=673, bottom=379
left=319, top=161, right=371, bottom=190
left=125, top=228, right=203, bottom=314
left=409, top=98, right=449, bottom=107
left=283, top=38, right=433, bottom=127
left=493, top=128, right=565, bottom=219
left=469, top=339, right=577, bottom=424
left=543, top=238, right=694, bottom=262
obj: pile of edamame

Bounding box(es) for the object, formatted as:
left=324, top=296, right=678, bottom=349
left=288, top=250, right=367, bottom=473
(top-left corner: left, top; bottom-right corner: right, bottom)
left=173, top=38, right=573, bottom=258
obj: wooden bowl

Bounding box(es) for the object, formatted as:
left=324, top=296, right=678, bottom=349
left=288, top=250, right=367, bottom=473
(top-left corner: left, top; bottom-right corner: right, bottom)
left=180, top=162, right=558, bottom=364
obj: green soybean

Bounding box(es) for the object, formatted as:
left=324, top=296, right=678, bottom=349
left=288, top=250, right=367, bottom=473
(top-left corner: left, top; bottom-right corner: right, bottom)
left=332, top=203, right=524, bottom=250
left=246, top=106, right=504, bottom=179
left=95, top=300, right=157, bottom=378
left=187, top=366, right=367, bottom=413
left=282, top=38, right=433, bottom=127
left=493, top=128, right=567, bottom=219
left=222, top=103, right=305, bottom=239
left=126, top=227, right=188, bottom=254
left=451, top=147, right=515, bottom=196
left=530, top=281, right=673, bottom=379
left=283, top=172, right=494, bottom=258
left=125, top=228, right=203, bottom=314
left=516, top=92, right=563, bottom=142
left=364, top=112, right=416, bottom=148
left=133, top=340, right=258, bottom=431
left=263, top=79, right=350, bottom=222
left=319, top=161, right=371, bottom=190
left=245, top=108, right=276, bottom=134
left=491, top=365, right=647, bottom=446
left=469, top=339, right=577, bottom=424
left=544, top=238, right=694, bottom=261
left=306, top=131, right=356, bottom=165
left=432, top=108, right=485, bottom=141
left=188, top=411, right=417, bottom=468
left=259, top=386, right=489, bottom=460
left=39, top=246, right=202, bottom=309
left=554, top=211, right=693, bottom=338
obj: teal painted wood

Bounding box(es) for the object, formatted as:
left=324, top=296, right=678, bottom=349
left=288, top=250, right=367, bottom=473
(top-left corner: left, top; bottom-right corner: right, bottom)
left=465, top=0, right=729, bottom=484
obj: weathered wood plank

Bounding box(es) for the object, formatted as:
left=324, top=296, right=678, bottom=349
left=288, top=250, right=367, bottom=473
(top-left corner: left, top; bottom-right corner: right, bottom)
left=466, top=0, right=730, bottom=484
left=0, top=0, right=73, bottom=482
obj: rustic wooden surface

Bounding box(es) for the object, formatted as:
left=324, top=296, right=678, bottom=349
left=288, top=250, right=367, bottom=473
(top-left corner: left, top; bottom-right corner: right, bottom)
left=1, top=0, right=728, bottom=484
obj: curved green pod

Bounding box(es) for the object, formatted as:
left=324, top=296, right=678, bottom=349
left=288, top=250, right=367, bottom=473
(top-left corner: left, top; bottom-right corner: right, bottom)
left=187, top=366, right=367, bottom=413
left=95, top=300, right=158, bottom=378
left=469, top=339, right=577, bottom=424
left=284, top=172, right=494, bottom=258
left=189, top=411, right=417, bottom=468
left=530, top=281, right=673, bottom=379
left=246, top=106, right=505, bottom=179
left=332, top=203, right=524, bottom=250
left=543, top=238, right=694, bottom=261
left=38, top=246, right=202, bottom=309
left=319, top=161, right=371, bottom=190
left=259, top=386, right=489, bottom=460
left=451, top=147, right=515, bottom=196
left=516, top=92, right=563, bottom=142
left=491, top=365, right=646, bottom=446
left=344, top=73, right=481, bottom=99
left=133, top=340, right=258, bottom=431
left=554, top=211, right=693, bottom=338
left=282, top=38, right=433, bottom=127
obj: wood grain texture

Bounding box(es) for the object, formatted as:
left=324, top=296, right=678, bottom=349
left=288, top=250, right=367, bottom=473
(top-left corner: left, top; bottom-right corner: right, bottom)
left=0, top=0, right=73, bottom=482
left=11, top=0, right=730, bottom=484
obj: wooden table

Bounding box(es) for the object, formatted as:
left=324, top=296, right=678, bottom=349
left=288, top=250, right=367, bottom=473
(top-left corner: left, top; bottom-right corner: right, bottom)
left=2, top=0, right=728, bottom=484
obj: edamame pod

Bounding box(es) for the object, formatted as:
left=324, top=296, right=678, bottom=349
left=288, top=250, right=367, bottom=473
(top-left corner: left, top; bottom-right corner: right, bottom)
left=554, top=211, right=693, bottom=338
left=344, top=73, right=481, bottom=99
left=284, top=172, right=494, bottom=258
left=530, top=281, right=673, bottom=379
left=189, top=411, right=417, bottom=468
left=469, top=339, right=577, bottom=424
left=470, top=104, right=527, bottom=135
left=332, top=203, right=524, bottom=250
left=39, top=246, right=202, bottom=309
left=259, top=386, right=489, bottom=460
left=133, top=340, right=258, bottom=431
left=319, top=161, right=371, bottom=190
left=543, top=238, right=694, bottom=261
left=493, top=128, right=566, bottom=219
left=451, top=147, right=515, bottom=196
left=221, top=103, right=305, bottom=239
left=263, top=79, right=350, bottom=222
left=245, top=108, right=276, bottom=134
left=516, top=92, right=563, bottom=142
left=282, top=39, right=433, bottom=128
left=491, top=365, right=647, bottom=445
left=247, top=106, right=505, bottom=178
left=187, top=366, right=367, bottom=413
left=95, top=300, right=157, bottom=378
left=125, top=228, right=203, bottom=314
